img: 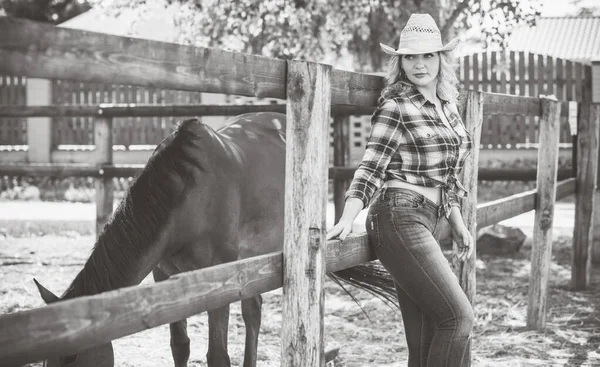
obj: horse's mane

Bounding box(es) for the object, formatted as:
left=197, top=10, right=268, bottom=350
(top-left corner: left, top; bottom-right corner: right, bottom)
left=62, top=119, right=205, bottom=298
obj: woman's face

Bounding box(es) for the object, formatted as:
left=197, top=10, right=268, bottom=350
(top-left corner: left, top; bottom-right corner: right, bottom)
left=401, top=52, right=440, bottom=88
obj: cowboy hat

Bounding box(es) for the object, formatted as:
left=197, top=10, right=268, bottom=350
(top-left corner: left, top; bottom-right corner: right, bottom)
left=380, top=13, right=459, bottom=55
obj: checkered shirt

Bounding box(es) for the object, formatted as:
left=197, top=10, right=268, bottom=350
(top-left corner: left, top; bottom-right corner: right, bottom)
left=345, top=86, right=473, bottom=217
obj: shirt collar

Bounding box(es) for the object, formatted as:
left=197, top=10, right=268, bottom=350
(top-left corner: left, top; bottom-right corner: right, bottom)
left=405, top=85, right=450, bottom=109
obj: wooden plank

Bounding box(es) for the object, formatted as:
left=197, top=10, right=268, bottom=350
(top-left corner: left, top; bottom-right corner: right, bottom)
left=0, top=75, right=6, bottom=144
left=472, top=53, right=479, bottom=91
left=452, top=90, right=483, bottom=304
left=476, top=178, right=576, bottom=229
left=575, top=62, right=583, bottom=101
left=527, top=97, right=561, bottom=330
left=477, top=190, right=536, bottom=229
left=0, top=230, right=383, bottom=366
left=330, top=69, right=382, bottom=106
left=0, top=104, right=374, bottom=118
left=463, top=53, right=471, bottom=91
left=546, top=56, right=555, bottom=97
left=0, top=252, right=284, bottom=366
left=0, top=18, right=382, bottom=107
left=333, top=116, right=350, bottom=222
left=572, top=103, right=599, bottom=289
left=565, top=60, right=574, bottom=101
left=282, top=60, right=331, bottom=367
left=528, top=53, right=537, bottom=145
left=94, top=117, right=114, bottom=237
left=483, top=93, right=541, bottom=116
left=537, top=53, right=545, bottom=96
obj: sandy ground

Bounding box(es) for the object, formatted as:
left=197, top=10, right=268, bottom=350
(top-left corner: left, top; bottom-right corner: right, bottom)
left=1, top=200, right=599, bottom=366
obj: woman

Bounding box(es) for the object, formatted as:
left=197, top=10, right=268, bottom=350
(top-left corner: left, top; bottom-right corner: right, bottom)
left=327, top=14, right=475, bottom=367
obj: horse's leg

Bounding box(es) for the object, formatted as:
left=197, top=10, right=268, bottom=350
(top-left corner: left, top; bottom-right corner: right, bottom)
left=207, top=305, right=231, bottom=367
left=241, top=295, right=262, bottom=367
left=152, top=268, right=190, bottom=367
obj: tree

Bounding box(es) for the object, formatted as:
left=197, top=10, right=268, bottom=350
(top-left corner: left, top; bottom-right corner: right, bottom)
left=90, top=0, right=541, bottom=72
left=0, top=0, right=90, bottom=23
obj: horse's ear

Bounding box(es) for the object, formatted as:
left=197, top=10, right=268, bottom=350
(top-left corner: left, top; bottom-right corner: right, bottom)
left=33, top=278, right=60, bottom=304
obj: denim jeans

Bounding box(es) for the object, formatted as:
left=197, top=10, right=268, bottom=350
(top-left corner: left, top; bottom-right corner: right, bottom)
left=366, top=187, right=474, bottom=367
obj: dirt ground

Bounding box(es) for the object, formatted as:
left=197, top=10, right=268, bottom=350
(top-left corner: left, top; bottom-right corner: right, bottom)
left=1, top=204, right=600, bottom=366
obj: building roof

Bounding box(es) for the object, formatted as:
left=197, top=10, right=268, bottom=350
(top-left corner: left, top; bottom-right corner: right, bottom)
left=507, top=16, right=600, bottom=63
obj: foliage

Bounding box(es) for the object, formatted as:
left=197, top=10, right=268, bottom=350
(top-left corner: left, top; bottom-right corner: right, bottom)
left=89, top=0, right=542, bottom=72
left=0, top=0, right=90, bottom=23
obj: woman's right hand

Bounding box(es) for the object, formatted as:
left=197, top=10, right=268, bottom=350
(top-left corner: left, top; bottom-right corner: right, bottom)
left=326, top=221, right=354, bottom=241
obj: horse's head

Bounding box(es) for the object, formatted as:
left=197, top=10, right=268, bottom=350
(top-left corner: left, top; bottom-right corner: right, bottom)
left=34, top=279, right=114, bottom=367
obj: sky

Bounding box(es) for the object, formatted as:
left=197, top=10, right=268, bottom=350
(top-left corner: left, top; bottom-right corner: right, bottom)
left=539, top=0, right=600, bottom=16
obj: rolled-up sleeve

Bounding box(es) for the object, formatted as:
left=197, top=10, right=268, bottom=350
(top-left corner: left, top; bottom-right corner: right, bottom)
left=345, top=100, right=404, bottom=207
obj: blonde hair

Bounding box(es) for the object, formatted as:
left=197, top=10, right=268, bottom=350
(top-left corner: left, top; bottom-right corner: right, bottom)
left=379, top=51, right=460, bottom=105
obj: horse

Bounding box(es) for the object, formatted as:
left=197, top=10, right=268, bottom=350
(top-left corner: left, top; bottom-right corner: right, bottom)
left=33, top=112, right=396, bottom=367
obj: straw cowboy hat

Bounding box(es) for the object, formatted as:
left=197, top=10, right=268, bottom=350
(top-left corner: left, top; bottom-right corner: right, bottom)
left=380, top=13, right=459, bottom=55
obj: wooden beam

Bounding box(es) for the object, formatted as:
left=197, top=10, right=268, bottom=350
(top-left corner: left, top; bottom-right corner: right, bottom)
left=476, top=190, right=536, bottom=229
left=0, top=18, right=382, bottom=106
left=94, top=117, right=114, bottom=237
left=0, top=230, right=380, bottom=366
left=281, top=60, right=331, bottom=366
left=482, top=92, right=570, bottom=118
left=330, top=69, right=382, bottom=106
left=332, top=116, right=351, bottom=222
left=453, top=90, right=483, bottom=304
left=572, top=103, right=599, bottom=289
left=527, top=97, right=561, bottom=330
left=0, top=18, right=286, bottom=99
left=1, top=103, right=374, bottom=118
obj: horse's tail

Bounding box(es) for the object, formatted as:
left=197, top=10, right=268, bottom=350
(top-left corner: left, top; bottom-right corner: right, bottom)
left=328, top=261, right=399, bottom=310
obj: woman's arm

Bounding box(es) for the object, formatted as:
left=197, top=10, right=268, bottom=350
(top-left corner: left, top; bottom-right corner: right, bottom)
left=326, top=197, right=364, bottom=241
left=447, top=206, right=473, bottom=261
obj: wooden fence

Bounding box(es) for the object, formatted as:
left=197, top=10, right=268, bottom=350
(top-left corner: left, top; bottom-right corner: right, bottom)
left=0, top=75, right=26, bottom=145
left=459, top=51, right=593, bottom=149
left=0, top=17, right=598, bottom=366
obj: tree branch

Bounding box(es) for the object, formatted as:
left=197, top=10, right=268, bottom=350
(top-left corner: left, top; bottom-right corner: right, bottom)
left=440, top=0, right=470, bottom=40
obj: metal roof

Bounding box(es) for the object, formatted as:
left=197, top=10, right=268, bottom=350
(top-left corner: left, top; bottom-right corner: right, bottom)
left=507, top=16, right=600, bottom=63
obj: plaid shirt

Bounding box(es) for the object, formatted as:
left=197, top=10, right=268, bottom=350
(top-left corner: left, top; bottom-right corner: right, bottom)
left=345, top=86, right=473, bottom=217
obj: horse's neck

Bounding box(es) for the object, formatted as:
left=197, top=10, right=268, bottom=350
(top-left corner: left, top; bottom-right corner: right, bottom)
left=62, top=237, right=161, bottom=299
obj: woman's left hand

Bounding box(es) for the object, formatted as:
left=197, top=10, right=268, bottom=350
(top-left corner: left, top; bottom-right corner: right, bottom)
left=451, top=223, right=473, bottom=261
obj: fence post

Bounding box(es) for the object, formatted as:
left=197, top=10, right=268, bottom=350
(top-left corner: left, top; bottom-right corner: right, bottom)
left=26, top=78, right=52, bottom=162
left=333, top=115, right=350, bottom=222
left=527, top=97, right=561, bottom=329
left=94, top=115, right=114, bottom=237
left=572, top=103, right=599, bottom=289
left=281, top=60, right=331, bottom=366
left=453, top=90, right=483, bottom=303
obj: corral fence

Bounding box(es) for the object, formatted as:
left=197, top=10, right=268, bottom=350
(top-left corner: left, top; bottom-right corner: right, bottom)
left=0, top=16, right=599, bottom=366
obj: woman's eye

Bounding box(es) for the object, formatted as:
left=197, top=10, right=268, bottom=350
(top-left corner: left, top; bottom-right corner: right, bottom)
left=424, top=53, right=434, bottom=58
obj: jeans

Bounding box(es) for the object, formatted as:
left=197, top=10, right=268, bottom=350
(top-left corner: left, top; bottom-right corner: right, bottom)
left=366, top=187, right=474, bottom=367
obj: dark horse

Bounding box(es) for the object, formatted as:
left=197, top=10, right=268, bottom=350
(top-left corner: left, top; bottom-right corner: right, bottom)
left=34, top=112, right=395, bottom=367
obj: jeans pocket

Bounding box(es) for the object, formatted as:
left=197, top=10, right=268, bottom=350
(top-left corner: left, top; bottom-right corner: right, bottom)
left=366, top=213, right=382, bottom=249
left=394, top=195, right=422, bottom=209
